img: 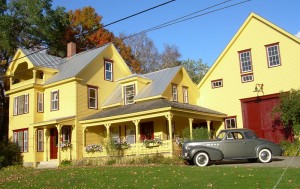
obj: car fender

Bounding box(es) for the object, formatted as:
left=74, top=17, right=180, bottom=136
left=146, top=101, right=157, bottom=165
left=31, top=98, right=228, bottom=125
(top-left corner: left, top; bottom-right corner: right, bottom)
left=255, top=143, right=283, bottom=157
left=189, top=146, right=224, bottom=161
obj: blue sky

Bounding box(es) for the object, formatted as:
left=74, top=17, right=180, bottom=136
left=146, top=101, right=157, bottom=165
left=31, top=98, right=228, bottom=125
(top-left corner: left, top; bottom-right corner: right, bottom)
left=52, top=0, right=300, bottom=66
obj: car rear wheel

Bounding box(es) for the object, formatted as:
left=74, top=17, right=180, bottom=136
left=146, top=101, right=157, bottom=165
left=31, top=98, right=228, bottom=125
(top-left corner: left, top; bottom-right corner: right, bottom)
left=193, top=152, right=209, bottom=167
left=258, top=149, right=272, bottom=163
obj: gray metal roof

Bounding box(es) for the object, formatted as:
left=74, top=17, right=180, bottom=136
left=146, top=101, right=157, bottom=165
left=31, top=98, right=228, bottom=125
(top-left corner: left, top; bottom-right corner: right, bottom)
left=134, top=66, right=181, bottom=100
left=20, top=48, right=63, bottom=69
left=45, top=44, right=110, bottom=85
left=102, top=66, right=182, bottom=106
left=83, top=98, right=226, bottom=121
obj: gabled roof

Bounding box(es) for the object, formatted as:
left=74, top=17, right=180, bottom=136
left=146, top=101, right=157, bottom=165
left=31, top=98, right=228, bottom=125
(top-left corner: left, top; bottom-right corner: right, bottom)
left=134, top=66, right=181, bottom=100
left=83, top=98, right=226, bottom=121
left=102, top=66, right=182, bottom=106
left=45, top=43, right=111, bottom=85
left=19, top=48, right=63, bottom=69
left=198, top=12, right=300, bottom=88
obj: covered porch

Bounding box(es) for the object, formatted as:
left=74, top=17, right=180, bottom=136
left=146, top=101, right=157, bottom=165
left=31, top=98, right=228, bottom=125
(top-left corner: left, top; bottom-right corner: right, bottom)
left=80, top=99, right=226, bottom=158
left=30, top=116, right=76, bottom=167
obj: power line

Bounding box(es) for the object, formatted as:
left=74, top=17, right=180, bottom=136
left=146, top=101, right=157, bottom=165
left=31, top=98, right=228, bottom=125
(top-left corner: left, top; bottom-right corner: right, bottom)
left=7, top=0, right=251, bottom=69
left=6, top=0, right=176, bottom=64
left=123, top=0, right=251, bottom=40
left=76, top=0, right=176, bottom=37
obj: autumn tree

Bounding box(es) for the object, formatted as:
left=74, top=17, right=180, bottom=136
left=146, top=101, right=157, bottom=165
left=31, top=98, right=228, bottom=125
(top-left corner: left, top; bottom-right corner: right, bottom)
left=66, top=6, right=141, bottom=72
left=180, top=59, right=210, bottom=84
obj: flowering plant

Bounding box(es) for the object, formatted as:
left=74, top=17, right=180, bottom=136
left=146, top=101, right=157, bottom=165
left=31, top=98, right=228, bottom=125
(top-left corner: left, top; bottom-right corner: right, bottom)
left=85, top=144, right=103, bottom=153
left=113, top=137, right=131, bottom=150
left=60, top=141, right=71, bottom=148
left=143, top=138, right=163, bottom=147
left=175, top=137, right=183, bottom=147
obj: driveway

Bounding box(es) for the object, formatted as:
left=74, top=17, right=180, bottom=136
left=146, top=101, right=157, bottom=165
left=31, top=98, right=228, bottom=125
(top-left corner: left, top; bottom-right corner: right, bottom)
left=210, top=156, right=300, bottom=168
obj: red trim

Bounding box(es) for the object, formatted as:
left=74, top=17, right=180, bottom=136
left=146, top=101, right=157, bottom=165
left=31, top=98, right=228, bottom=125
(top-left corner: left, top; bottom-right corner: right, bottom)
left=37, top=129, right=44, bottom=152
left=211, top=79, right=223, bottom=89
left=172, top=84, right=178, bottom=102
left=240, top=93, right=280, bottom=103
left=265, top=42, right=282, bottom=68
left=241, top=73, right=254, bottom=83
left=182, top=86, right=189, bottom=104
left=224, top=116, right=237, bottom=129
left=12, top=128, right=29, bottom=153
left=104, top=59, right=114, bottom=82
left=87, top=85, right=98, bottom=109
left=238, top=49, right=253, bottom=74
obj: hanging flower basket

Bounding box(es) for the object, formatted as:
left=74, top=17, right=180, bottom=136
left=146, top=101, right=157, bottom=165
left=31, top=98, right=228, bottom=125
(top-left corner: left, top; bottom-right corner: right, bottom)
left=143, top=138, right=163, bottom=148
left=60, top=141, right=71, bottom=149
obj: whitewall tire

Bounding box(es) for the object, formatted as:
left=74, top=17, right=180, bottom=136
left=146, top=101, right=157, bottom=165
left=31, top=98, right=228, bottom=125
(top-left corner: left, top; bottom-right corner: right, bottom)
left=193, top=152, right=209, bottom=167
left=258, top=149, right=272, bottom=163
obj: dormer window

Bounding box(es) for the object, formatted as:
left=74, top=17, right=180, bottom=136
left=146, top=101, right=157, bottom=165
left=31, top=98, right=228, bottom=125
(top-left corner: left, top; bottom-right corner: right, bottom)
left=104, top=60, right=113, bottom=81
left=124, top=84, right=135, bottom=105
left=172, top=84, right=178, bottom=102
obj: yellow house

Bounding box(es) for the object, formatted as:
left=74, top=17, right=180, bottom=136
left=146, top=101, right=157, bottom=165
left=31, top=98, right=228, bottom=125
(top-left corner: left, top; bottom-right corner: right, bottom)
left=198, top=13, right=300, bottom=143
left=5, top=43, right=132, bottom=167
left=80, top=66, right=226, bottom=158
left=6, top=42, right=225, bottom=167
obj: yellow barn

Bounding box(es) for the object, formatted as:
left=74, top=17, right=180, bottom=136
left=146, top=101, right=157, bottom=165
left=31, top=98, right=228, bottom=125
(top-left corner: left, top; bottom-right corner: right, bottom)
left=198, top=13, right=299, bottom=143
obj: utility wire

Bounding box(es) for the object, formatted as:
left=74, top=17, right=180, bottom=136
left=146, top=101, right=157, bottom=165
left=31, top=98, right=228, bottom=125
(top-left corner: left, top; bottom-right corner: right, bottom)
left=6, top=0, right=176, bottom=64
left=123, top=0, right=250, bottom=40
left=7, top=0, right=251, bottom=69
left=76, top=0, right=176, bottom=37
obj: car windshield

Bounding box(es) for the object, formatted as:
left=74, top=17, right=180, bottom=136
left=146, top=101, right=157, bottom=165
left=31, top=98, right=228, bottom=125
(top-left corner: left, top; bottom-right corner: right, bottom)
left=216, top=131, right=226, bottom=140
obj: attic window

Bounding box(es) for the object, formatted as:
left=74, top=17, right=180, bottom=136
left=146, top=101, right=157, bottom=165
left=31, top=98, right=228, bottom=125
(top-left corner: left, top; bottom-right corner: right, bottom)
left=266, top=43, right=281, bottom=67
left=238, top=49, right=253, bottom=73
left=124, top=84, right=135, bottom=105
left=104, top=60, right=113, bottom=81
left=172, top=84, right=178, bottom=102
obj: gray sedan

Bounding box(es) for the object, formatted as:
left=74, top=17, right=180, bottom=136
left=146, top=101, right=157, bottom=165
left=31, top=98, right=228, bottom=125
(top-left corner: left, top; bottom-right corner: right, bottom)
left=182, top=128, right=283, bottom=166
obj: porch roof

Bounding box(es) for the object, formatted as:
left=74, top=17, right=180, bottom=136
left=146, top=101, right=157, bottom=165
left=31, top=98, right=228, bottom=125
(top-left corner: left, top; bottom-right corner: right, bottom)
left=30, top=116, right=76, bottom=127
left=82, top=99, right=226, bottom=121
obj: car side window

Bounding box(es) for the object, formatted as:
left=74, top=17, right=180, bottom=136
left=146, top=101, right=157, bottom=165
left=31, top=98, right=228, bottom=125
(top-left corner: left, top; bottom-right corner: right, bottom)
left=244, top=131, right=255, bottom=139
left=226, top=132, right=244, bottom=140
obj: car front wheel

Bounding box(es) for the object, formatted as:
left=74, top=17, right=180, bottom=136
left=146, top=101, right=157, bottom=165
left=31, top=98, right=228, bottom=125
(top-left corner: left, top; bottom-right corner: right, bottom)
left=258, top=149, right=272, bottom=163
left=193, top=152, right=209, bottom=167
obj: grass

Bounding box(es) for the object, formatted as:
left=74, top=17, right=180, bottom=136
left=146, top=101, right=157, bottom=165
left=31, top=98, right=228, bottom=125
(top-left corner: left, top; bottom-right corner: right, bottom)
left=0, top=165, right=299, bottom=188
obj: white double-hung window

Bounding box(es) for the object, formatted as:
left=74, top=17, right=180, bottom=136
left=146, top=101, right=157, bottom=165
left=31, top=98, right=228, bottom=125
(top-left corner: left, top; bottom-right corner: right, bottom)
left=124, top=84, right=135, bottom=105
left=51, top=90, right=59, bottom=111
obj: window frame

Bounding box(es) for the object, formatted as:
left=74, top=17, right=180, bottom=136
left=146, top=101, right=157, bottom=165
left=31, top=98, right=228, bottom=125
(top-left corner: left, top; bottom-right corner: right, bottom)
left=241, top=73, right=254, bottom=83
left=88, top=85, right=98, bottom=109
left=225, top=116, right=237, bottom=129
left=37, top=129, right=44, bottom=152
left=172, top=84, right=178, bottom=102
left=124, top=84, right=135, bottom=105
left=13, top=94, right=29, bottom=115
left=211, top=79, right=223, bottom=89
left=13, top=128, right=29, bottom=153
left=238, top=49, right=253, bottom=73
left=104, top=59, right=113, bottom=81
left=182, top=86, right=189, bottom=104
left=62, top=126, right=71, bottom=143
left=51, top=90, right=59, bottom=111
left=37, top=92, right=44, bottom=112
left=265, top=42, right=281, bottom=68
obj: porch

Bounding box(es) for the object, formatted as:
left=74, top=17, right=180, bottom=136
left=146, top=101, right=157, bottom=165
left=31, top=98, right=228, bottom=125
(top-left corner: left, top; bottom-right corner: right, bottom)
left=30, top=116, right=76, bottom=167
left=81, top=99, right=226, bottom=158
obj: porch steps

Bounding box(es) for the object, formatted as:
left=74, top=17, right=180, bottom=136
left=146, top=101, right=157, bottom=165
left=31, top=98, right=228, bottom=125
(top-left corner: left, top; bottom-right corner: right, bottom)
left=37, top=159, right=58, bottom=169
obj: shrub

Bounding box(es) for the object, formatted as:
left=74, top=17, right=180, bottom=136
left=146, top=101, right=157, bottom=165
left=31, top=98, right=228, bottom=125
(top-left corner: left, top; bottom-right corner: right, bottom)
left=182, top=127, right=210, bottom=141
left=280, top=140, right=300, bottom=156
left=0, top=141, right=23, bottom=169
left=60, top=160, right=72, bottom=166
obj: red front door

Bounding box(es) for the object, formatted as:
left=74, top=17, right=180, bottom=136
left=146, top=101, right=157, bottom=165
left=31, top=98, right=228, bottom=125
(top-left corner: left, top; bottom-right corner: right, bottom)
left=140, top=122, right=154, bottom=141
left=50, top=128, right=58, bottom=159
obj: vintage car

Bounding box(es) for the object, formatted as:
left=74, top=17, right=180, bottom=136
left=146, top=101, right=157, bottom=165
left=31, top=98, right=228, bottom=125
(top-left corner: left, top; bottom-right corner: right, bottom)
left=182, top=128, right=283, bottom=166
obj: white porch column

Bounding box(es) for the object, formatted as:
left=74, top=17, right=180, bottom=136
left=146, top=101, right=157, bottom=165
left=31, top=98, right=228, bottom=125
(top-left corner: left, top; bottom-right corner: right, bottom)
left=189, top=118, right=194, bottom=140
left=105, top=123, right=111, bottom=139
left=83, top=127, right=88, bottom=155
left=33, top=128, right=37, bottom=168
left=133, top=119, right=140, bottom=143
left=206, top=120, right=211, bottom=139
left=56, top=124, right=62, bottom=166
left=165, top=113, right=174, bottom=154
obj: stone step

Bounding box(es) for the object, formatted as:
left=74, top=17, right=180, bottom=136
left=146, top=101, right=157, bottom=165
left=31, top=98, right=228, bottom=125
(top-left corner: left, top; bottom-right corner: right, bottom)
left=37, top=160, right=58, bottom=169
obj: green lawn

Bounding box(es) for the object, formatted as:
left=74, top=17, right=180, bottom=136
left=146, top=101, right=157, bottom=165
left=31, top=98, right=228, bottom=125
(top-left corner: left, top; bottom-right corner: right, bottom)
left=0, top=165, right=299, bottom=188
